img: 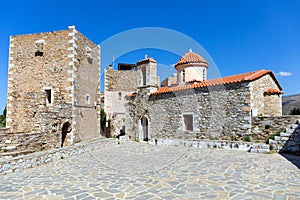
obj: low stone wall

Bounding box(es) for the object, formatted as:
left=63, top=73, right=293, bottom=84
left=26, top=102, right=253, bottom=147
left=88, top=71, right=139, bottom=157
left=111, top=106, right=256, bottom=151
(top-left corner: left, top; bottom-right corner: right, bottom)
left=0, top=132, right=49, bottom=154
left=251, top=115, right=300, bottom=140
left=280, top=122, right=300, bottom=153
left=148, top=138, right=269, bottom=153
left=0, top=138, right=116, bottom=175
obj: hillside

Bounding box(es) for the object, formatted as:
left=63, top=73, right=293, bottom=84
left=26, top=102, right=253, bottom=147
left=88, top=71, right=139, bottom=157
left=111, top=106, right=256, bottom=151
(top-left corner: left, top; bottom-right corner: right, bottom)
left=282, top=93, right=300, bottom=115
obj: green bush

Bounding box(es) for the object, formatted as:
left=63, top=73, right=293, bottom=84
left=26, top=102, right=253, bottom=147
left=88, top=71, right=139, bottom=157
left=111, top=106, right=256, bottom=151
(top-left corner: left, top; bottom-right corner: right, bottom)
left=265, top=124, right=271, bottom=129
left=0, top=106, right=6, bottom=127
left=243, top=135, right=251, bottom=142
left=269, top=131, right=281, bottom=140
left=209, top=136, right=218, bottom=140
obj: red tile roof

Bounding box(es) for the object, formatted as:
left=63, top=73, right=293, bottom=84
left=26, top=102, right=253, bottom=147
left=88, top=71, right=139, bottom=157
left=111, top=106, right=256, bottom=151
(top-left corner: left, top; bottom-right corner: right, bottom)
left=175, top=50, right=208, bottom=68
left=126, top=93, right=137, bottom=97
left=264, top=88, right=284, bottom=95
left=136, top=57, right=157, bottom=65
left=151, top=69, right=283, bottom=95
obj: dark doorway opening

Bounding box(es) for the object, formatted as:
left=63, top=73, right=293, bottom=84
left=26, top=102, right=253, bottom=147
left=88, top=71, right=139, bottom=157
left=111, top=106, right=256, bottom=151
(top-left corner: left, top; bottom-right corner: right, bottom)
left=61, top=122, right=71, bottom=147
left=141, top=117, right=148, bottom=141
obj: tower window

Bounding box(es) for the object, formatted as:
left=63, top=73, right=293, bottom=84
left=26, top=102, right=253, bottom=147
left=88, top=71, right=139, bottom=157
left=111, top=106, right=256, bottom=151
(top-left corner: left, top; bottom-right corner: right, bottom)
left=203, top=69, right=206, bottom=81
left=35, top=39, right=44, bottom=57
left=85, top=95, right=90, bottom=104
left=182, top=70, right=185, bottom=82
left=45, top=89, right=52, bottom=104
left=118, top=92, right=122, bottom=100
left=35, top=51, right=44, bottom=57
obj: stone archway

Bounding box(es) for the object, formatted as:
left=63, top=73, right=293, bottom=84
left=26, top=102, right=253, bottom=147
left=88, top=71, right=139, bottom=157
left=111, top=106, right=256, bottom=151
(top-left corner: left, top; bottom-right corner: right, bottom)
left=61, top=122, right=71, bottom=147
left=140, top=117, right=149, bottom=141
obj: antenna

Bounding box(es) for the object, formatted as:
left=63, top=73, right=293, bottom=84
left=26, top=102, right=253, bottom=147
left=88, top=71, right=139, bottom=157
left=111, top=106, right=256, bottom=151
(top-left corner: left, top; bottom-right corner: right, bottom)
left=112, top=54, right=115, bottom=69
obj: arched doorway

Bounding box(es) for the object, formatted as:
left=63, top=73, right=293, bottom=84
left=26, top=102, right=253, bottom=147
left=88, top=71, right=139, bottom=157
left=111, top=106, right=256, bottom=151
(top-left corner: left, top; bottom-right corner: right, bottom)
left=140, top=117, right=148, bottom=141
left=61, top=122, right=71, bottom=147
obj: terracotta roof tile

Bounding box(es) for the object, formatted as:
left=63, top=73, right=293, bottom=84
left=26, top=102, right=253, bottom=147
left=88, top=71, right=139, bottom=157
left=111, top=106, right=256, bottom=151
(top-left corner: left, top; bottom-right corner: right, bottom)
left=175, top=50, right=208, bottom=68
left=151, top=69, right=283, bottom=95
left=264, top=88, right=284, bottom=95
left=126, top=93, right=137, bottom=97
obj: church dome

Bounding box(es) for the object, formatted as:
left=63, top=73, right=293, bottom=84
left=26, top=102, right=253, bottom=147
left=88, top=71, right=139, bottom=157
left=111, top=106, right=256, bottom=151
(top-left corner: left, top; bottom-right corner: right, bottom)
left=174, top=50, right=208, bottom=69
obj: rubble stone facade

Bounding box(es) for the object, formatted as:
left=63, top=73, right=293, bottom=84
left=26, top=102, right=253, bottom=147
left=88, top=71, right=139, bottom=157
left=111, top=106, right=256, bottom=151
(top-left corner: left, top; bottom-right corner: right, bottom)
left=123, top=51, right=283, bottom=142
left=250, top=74, right=282, bottom=116
left=104, top=67, right=139, bottom=136
left=6, top=26, right=101, bottom=150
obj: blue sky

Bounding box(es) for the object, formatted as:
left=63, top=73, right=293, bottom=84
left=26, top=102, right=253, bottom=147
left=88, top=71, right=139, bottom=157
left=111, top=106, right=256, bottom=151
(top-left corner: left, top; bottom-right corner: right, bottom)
left=0, top=0, right=300, bottom=112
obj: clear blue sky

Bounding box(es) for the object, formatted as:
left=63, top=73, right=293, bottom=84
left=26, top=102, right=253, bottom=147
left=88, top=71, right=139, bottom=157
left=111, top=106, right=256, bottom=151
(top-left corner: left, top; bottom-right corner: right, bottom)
left=0, top=0, right=300, bottom=112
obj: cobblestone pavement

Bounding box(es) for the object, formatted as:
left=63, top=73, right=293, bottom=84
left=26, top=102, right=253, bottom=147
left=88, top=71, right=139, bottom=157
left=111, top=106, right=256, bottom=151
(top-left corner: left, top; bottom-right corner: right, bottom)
left=0, top=142, right=300, bottom=199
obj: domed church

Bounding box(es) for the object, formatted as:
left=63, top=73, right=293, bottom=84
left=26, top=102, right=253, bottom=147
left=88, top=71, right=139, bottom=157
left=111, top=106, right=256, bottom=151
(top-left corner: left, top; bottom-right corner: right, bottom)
left=105, top=50, right=283, bottom=141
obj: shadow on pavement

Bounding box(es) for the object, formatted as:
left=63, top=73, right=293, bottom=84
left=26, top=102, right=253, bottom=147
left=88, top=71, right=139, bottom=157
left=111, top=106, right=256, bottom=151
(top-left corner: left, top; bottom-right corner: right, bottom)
left=280, top=153, right=300, bottom=169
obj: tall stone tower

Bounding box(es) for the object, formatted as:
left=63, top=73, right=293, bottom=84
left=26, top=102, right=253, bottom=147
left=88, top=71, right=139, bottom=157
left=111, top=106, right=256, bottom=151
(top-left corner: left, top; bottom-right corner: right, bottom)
left=175, top=49, right=208, bottom=85
left=136, top=56, right=159, bottom=94
left=6, top=26, right=101, bottom=149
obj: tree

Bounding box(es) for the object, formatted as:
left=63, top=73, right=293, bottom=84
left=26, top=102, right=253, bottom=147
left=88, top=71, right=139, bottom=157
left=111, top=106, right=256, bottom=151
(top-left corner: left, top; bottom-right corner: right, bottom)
left=0, top=106, right=6, bottom=127
left=290, top=108, right=300, bottom=115
left=100, top=108, right=106, bottom=135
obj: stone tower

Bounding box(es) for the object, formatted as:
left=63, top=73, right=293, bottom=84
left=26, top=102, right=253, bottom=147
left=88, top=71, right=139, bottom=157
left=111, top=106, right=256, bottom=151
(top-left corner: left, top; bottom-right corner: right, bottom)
left=136, top=56, right=159, bottom=94
left=175, top=49, right=208, bottom=85
left=6, top=26, right=101, bottom=149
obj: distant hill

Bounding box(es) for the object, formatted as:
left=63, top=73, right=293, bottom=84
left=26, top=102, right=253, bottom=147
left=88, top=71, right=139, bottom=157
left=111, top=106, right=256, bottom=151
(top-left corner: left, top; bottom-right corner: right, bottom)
left=282, top=93, right=300, bottom=115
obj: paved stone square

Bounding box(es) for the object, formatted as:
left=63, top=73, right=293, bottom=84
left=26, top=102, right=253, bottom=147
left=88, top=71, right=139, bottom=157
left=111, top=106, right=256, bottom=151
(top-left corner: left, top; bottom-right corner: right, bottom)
left=0, top=142, right=300, bottom=199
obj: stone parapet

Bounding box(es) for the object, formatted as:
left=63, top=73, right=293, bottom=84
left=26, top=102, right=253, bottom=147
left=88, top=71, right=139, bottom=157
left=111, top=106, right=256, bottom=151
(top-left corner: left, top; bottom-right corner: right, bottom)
left=0, top=138, right=116, bottom=175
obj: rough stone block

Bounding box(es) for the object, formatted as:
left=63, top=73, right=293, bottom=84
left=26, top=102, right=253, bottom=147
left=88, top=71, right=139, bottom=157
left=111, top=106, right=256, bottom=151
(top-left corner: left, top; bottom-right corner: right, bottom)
left=274, top=136, right=281, bottom=141
left=291, top=124, right=299, bottom=129
left=5, top=140, right=11, bottom=144
left=242, top=106, right=251, bottom=112
left=261, top=144, right=270, bottom=149
left=268, top=139, right=275, bottom=144
left=242, top=124, right=251, bottom=129
left=258, top=149, right=270, bottom=153
left=285, top=128, right=294, bottom=133
left=281, top=137, right=289, bottom=141
left=280, top=132, right=291, bottom=137
left=6, top=146, right=16, bottom=151
left=250, top=149, right=259, bottom=153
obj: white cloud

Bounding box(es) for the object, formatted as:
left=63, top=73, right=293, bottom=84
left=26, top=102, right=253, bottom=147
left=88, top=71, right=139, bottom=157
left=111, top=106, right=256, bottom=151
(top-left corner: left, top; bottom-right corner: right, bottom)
left=277, top=71, right=292, bottom=77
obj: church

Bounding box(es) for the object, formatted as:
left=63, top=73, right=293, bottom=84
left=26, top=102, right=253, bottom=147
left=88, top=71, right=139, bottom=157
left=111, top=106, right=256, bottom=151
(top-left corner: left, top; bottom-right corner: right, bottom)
left=105, top=50, right=283, bottom=141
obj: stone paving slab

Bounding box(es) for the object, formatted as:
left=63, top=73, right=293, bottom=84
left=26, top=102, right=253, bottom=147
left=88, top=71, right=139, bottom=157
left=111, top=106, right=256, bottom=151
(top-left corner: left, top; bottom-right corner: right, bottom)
left=0, top=142, right=300, bottom=199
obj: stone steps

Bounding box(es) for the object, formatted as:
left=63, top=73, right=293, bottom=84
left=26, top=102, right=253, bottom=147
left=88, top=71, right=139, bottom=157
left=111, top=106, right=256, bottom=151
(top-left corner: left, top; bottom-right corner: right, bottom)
left=249, top=144, right=270, bottom=153
left=271, top=120, right=300, bottom=153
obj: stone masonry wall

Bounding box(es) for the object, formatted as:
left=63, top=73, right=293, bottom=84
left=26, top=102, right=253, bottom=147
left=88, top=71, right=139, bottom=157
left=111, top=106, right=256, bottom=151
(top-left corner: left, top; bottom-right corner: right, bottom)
left=126, top=82, right=252, bottom=141
left=6, top=29, right=73, bottom=149
left=0, top=138, right=116, bottom=175
left=250, top=74, right=282, bottom=116
left=105, top=69, right=138, bottom=136
left=73, top=31, right=101, bottom=143
left=251, top=115, right=300, bottom=140
left=5, top=26, right=101, bottom=150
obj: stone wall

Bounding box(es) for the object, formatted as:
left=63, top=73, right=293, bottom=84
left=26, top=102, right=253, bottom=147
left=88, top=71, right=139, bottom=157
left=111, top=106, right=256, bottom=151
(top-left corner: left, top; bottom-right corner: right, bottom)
left=6, top=29, right=73, bottom=149
left=126, top=82, right=252, bottom=141
left=251, top=115, right=300, bottom=140
left=6, top=26, right=101, bottom=149
left=73, top=31, right=101, bottom=143
left=104, top=69, right=138, bottom=136
left=0, top=138, right=116, bottom=175
left=250, top=74, right=282, bottom=116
